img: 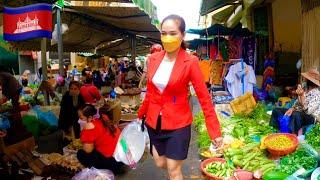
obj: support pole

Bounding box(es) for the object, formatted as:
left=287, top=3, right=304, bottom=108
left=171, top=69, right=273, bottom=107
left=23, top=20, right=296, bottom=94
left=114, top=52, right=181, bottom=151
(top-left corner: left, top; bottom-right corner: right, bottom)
left=41, top=38, right=49, bottom=105
left=57, top=7, right=64, bottom=75
left=131, top=35, right=137, bottom=62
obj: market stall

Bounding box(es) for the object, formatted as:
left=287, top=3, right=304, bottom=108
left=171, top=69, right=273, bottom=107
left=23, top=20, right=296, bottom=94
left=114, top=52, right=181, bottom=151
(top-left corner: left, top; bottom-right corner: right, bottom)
left=195, top=93, right=320, bottom=179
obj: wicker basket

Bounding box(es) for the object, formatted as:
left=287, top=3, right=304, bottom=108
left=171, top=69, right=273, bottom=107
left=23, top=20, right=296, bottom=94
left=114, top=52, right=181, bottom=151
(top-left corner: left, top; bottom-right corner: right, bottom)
left=230, top=93, right=256, bottom=115
left=200, top=158, right=227, bottom=180
left=104, top=99, right=122, bottom=125
left=265, top=133, right=298, bottom=156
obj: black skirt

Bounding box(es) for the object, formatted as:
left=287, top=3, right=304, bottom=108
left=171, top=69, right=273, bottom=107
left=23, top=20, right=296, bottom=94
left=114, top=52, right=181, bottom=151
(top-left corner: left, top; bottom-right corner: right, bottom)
left=147, top=116, right=191, bottom=160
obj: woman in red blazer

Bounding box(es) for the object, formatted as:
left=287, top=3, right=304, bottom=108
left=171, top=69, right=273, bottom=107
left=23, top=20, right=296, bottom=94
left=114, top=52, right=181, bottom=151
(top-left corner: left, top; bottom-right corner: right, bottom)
left=138, top=14, right=222, bottom=180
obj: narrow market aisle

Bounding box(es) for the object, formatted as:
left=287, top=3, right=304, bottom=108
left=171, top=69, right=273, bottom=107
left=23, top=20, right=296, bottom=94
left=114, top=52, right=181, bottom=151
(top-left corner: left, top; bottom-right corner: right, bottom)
left=117, top=96, right=205, bottom=180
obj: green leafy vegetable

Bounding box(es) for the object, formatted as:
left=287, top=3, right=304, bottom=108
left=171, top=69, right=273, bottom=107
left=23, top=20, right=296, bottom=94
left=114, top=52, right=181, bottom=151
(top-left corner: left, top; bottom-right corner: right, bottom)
left=305, top=124, right=320, bottom=150
left=278, top=147, right=317, bottom=175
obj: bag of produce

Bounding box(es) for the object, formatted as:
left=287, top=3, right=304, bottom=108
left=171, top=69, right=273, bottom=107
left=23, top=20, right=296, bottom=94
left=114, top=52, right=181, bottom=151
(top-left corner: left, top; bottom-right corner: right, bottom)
left=113, top=120, right=148, bottom=169
left=72, top=167, right=114, bottom=180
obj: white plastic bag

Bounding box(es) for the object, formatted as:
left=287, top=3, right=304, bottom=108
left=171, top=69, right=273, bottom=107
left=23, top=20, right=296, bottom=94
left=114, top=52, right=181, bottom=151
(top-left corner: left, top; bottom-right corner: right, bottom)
left=72, top=167, right=114, bottom=180
left=113, top=120, right=149, bottom=169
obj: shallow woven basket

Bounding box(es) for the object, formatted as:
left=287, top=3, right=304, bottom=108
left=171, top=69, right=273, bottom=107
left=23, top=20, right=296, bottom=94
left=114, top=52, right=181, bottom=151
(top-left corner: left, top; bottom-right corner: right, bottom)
left=200, top=158, right=227, bottom=180
left=265, top=133, right=299, bottom=156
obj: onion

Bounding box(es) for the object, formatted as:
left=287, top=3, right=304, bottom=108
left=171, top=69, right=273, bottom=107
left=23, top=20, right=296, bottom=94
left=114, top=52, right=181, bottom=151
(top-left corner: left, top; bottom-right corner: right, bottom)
left=253, top=170, right=263, bottom=179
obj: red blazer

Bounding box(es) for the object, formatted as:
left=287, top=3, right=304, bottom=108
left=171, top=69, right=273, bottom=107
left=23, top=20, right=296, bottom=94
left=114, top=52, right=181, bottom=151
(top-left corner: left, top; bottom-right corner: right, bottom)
left=138, top=49, right=221, bottom=140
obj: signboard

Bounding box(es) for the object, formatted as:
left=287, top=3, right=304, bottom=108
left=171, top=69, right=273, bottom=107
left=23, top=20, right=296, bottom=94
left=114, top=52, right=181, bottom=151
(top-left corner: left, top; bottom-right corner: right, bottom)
left=3, top=3, right=52, bottom=41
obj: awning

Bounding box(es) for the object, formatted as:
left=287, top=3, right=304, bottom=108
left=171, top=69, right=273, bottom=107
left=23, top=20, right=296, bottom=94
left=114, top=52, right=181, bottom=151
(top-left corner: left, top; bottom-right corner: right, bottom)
left=187, top=24, right=252, bottom=37
left=187, top=24, right=231, bottom=36
left=200, top=0, right=239, bottom=16
left=201, top=0, right=264, bottom=30
left=1, top=0, right=160, bottom=56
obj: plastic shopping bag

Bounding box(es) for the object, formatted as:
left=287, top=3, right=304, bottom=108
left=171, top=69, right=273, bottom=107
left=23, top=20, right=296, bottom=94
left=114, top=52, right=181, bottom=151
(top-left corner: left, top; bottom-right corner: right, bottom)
left=279, top=115, right=291, bottom=133
left=72, top=167, right=114, bottom=180
left=113, top=120, right=149, bottom=169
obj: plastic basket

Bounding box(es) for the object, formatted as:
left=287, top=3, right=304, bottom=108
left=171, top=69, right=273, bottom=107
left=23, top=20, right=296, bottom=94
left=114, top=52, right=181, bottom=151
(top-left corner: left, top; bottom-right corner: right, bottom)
left=230, top=93, right=256, bottom=115
left=200, top=158, right=226, bottom=180
left=265, top=133, right=298, bottom=156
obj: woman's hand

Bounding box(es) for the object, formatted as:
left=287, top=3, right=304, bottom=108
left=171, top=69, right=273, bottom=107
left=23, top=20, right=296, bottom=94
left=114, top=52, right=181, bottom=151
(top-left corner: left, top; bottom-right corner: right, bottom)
left=296, top=85, right=305, bottom=96
left=213, top=137, right=223, bottom=147
left=285, top=108, right=294, bottom=116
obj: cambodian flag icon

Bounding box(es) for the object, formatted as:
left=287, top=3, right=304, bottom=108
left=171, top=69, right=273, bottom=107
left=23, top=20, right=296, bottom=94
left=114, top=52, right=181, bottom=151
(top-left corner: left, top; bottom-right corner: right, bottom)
left=3, top=3, right=52, bottom=41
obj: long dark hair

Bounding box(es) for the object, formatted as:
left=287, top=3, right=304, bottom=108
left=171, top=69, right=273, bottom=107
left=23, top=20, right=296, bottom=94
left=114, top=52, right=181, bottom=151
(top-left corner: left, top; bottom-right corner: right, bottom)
left=161, top=14, right=187, bottom=50
left=69, top=81, right=80, bottom=89
left=99, top=105, right=117, bottom=137
left=80, top=104, right=97, bottom=118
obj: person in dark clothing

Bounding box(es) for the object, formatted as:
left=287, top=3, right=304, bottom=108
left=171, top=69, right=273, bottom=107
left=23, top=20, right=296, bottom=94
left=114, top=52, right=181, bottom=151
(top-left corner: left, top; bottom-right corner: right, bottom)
left=92, top=69, right=103, bottom=89
left=58, top=81, right=85, bottom=138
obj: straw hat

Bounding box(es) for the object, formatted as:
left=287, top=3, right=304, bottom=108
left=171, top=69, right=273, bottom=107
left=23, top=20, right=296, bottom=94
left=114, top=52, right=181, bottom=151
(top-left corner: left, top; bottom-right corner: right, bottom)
left=301, top=67, right=320, bottom=86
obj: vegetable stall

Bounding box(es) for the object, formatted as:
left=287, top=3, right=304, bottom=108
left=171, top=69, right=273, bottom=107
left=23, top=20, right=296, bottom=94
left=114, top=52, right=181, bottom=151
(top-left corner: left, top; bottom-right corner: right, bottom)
left=195, top=102, right=320, bottom=179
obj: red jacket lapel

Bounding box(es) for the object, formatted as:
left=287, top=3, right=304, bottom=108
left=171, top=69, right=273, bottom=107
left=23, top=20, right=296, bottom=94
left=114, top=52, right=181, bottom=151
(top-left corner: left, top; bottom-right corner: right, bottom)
left=163, top=49, right=187, bottom=92
left=147, top=49, right=188, bottom=93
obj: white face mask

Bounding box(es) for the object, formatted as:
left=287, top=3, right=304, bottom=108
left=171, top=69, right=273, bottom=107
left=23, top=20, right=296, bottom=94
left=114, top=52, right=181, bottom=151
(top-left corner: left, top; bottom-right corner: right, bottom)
left=78, top=119, right=87, bottom=130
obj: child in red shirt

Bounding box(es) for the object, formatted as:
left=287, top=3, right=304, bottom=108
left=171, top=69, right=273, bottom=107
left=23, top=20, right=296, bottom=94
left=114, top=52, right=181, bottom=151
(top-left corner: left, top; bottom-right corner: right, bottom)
left=77, top=104, right=124, bottom=174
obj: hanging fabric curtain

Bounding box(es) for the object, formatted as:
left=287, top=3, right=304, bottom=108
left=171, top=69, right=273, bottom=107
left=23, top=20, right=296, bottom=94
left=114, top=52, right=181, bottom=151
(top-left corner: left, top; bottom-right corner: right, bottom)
left=301, top=5, right=320, bottom=72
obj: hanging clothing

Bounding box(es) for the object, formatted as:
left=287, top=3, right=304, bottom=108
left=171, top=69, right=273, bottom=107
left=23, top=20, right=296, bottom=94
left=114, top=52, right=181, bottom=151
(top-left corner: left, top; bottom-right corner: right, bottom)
left=209, top=44, right=218, bottom=60
left=228, top=37, right=243, bottom=59
left=262, top=67, right=275, bottom=90
left=199, top=60, right=212, bottom=83
left=209, top=60, right=223, bottom=85
left=242, top=37, right=256, bottom=67
left=225, top=62, right=256, bottom=98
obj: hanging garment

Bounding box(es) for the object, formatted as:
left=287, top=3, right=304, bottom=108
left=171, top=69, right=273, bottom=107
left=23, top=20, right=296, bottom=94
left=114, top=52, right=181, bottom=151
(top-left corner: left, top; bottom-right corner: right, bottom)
left=199, top=60, right=212, bottom=83
left=242, top=37, right=256, bottom=67
left=209, top=60, right=223, bottom=85
left=262, top=67, right=275, bottom=90
left=209, top=44, right=218, bottom=60
left=228, top=37, right=243, bottom=59
left=225, top=62, right=257, bottom=98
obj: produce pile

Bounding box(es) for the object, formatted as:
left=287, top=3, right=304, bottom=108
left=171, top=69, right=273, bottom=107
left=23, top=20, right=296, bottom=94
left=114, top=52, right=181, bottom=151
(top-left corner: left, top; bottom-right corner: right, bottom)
left=195, top=103, right=320, bottom=179
left=265, top=134, right=293, bottom=150
left=278, top=147, right=318, bottom=175
left=194, top=112, right=211, bottom=148
left=224, top=142, right=276, bottom=173
left=204, top=161, right=235, bottom=178
left=40, top=153, right=84, bottom=172
left=306, top=124, right=320, bottom=151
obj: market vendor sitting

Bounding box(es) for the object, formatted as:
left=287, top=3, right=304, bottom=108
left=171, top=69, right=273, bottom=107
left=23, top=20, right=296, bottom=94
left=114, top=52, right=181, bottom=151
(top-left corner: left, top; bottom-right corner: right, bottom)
left=77, top=104, right=124, bottom=174
left=270, top=68, right=320, bottom=134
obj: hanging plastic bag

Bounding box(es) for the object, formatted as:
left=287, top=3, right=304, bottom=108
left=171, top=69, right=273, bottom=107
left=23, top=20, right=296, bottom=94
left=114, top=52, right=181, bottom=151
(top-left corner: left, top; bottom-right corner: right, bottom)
left=279, top=115, right=291, bottom=133
left=33, top=106, right=58, bottom=127
left=113, top=120, right=149, bottom=169
left=72, top=167, right=114, bottom=180
left=0, top=112, right=10, bottom=130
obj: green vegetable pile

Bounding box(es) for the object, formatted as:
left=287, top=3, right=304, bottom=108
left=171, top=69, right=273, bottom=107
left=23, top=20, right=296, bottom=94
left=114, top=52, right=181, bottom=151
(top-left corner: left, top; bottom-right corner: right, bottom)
left=306, top=124, right=320, bottom=150
left=224, top=142, right=276, bottom=174
left=204, top=161, right=235, bottom=177
left=194, top=112, right=212, bottom=148
left=279, top=147, right=318, bottom=175
left=221, top=103, right=275, bottom=142
left=0, top=101, right=13, bottom=112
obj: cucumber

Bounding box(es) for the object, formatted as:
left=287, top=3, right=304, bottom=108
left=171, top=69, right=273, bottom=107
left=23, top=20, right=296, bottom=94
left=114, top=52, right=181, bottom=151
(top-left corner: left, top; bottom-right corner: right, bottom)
left=262, top=170, right=289, bottom=180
